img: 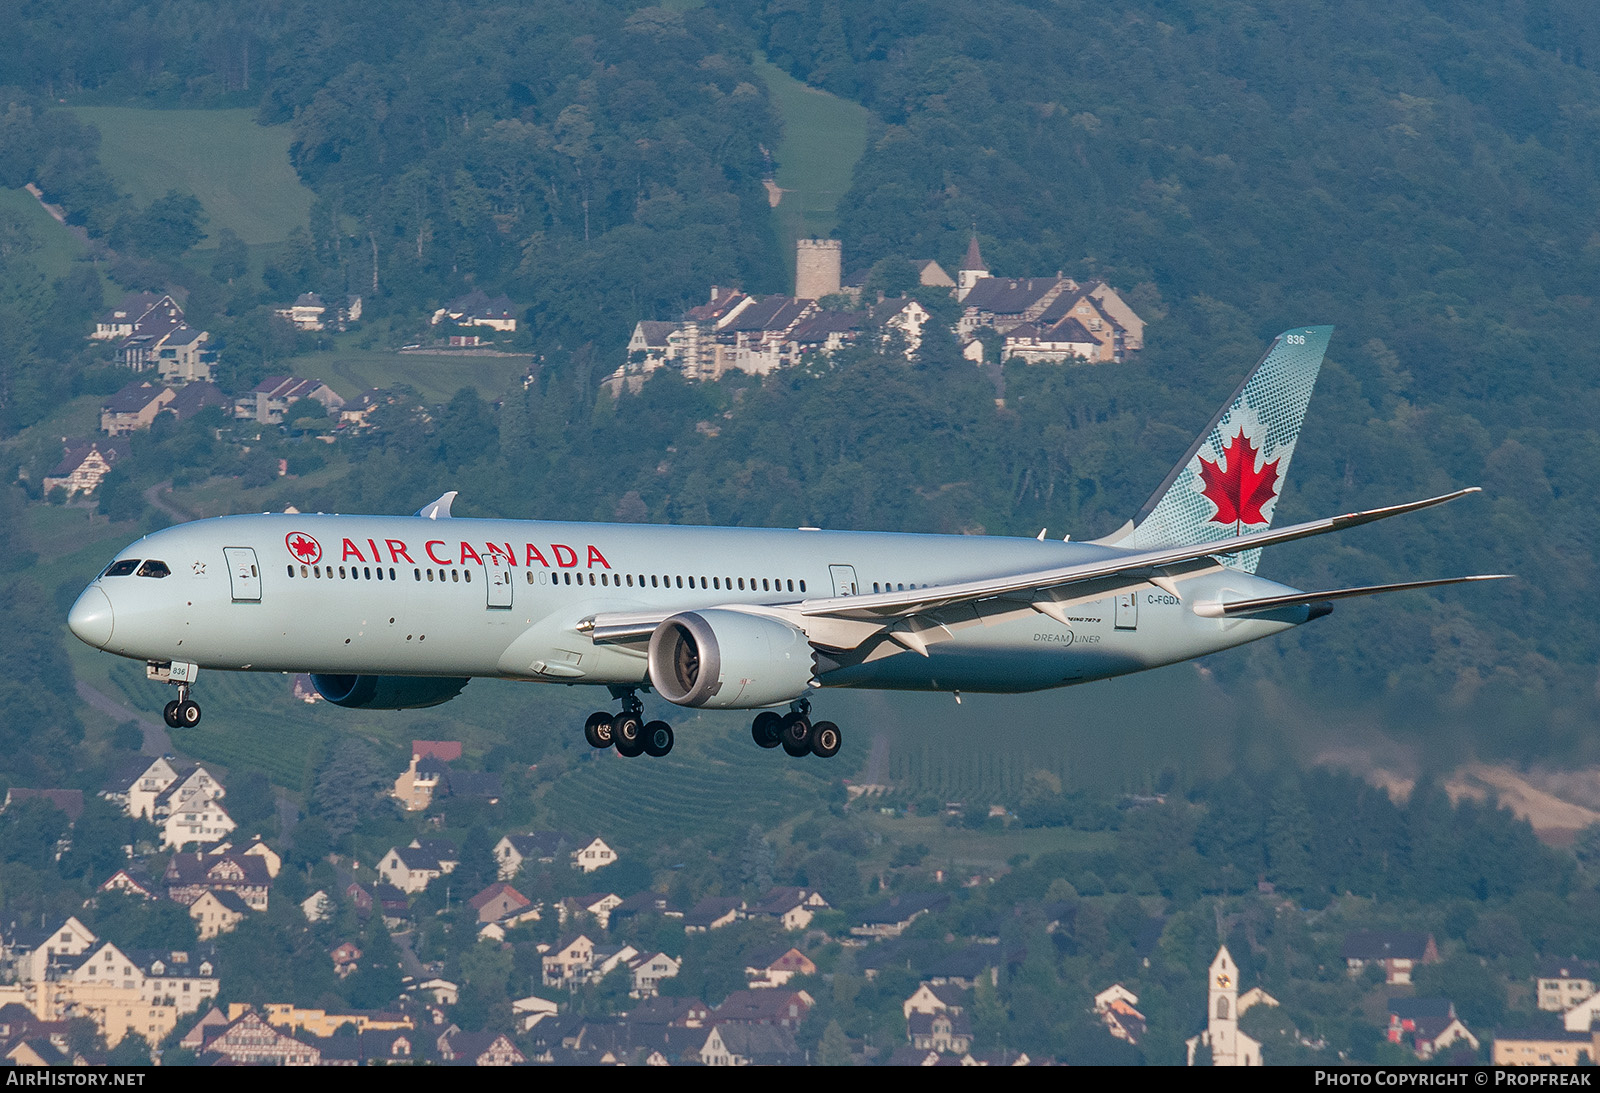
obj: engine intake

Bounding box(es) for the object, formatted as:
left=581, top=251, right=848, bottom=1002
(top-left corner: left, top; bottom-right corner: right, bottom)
left=310, top=674, right=470, bottom=709
left=648, top=610, right=814, bottom=709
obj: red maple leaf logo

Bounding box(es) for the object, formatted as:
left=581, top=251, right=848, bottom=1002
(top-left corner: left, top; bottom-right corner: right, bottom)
left=1197, top=429, right=1280, bottom=526
left=285, top=532, right=322, bottom=564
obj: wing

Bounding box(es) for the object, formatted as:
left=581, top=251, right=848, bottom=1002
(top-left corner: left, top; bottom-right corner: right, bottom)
left=584, top=487, right=1487, bottom=652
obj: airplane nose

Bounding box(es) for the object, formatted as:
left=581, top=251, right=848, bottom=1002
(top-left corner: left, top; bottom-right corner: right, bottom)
left=68, top=586, right=114, bottom=649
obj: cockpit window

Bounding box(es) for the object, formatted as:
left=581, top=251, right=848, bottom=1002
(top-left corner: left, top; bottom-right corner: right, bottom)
left=136, top=560, right=171, bottom=579
left=103, top=560, right=140, bottom=577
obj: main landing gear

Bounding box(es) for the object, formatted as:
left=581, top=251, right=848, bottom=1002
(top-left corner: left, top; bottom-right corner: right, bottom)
left=584, top=693, right=674, bottom=759
left=751, top=700, right=841, bottom=759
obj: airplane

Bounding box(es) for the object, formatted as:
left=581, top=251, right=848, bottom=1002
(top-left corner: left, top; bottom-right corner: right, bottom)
left=66, top=325, right=1506, bottom=760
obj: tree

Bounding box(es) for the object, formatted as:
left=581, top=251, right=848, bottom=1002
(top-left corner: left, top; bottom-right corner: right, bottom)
left=311, top=738, right=392, bottom=840
left=817, top=1019, right=852, bottom=1065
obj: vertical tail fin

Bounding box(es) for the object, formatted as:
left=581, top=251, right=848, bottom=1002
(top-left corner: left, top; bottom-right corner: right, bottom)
left=1102, top=325, right=1332, bottom=572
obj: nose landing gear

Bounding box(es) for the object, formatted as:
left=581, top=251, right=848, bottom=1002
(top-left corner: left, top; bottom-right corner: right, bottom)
left=750, top=700, right=842, bottom=759
left=150, top=661, right=202, bottom=728
left=162, top=687, right=202, bottom=729
left=582, top=692, right=673, bottom=758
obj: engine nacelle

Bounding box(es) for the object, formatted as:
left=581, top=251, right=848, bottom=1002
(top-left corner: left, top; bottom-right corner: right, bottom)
left=647, top=610, right=815, bottom=709
left=309, top=674, right=470, bottom=710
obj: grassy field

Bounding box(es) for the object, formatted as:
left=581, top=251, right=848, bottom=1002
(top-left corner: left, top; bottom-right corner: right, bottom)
left=286, top=348, right=532, bottom=404
left=72, top=107, right=313, bottom=246
left=0, top=187, right=91, bottom=283
left=753, top=56, right=871, bottom=280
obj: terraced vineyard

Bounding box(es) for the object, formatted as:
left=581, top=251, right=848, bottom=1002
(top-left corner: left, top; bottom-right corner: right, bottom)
left=537, top=722, right=838, bottom=845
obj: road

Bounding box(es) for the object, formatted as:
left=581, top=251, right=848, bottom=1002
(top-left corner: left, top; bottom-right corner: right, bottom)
left=75, top=679, right=171, bottom=755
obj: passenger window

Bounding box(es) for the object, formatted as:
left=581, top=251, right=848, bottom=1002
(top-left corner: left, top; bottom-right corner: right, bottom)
left=103, top=559, right=140, bottom=577
left=787, top=580, right=795, bottom=592
left=737, top=578, right=744, bottom=591
left=427, top=570, right=435, bottom=582
left=799, top=580, right=806, bottom=592
left=451, top=569, right=459, bottom=583
left=364, top=567, right=372, bottom=579
left=339, top=566, right=347, bottom=579
left=464, top=570, right=471, bottom=583
left=137, top=560, right=170, bottom=578
left=314, top=566, right=322, bottom=578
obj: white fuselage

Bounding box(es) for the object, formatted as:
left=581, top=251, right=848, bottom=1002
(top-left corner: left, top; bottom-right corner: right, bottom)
left=68, top=512, right=1309, bottom=699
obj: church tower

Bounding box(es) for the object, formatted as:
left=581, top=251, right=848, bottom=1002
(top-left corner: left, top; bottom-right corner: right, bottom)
left=957, top=232, right=989, bottom=301
left=1208, top=945, right=1241, bottom=1064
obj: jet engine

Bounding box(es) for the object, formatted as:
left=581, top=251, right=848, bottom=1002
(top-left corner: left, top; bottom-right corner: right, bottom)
left=647, top=610, right=815, bottom=709
left=309, top=674, right=470, bottom=709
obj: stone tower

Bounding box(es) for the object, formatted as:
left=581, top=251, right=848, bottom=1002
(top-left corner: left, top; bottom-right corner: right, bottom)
left=795, top=238, right=842, bottom=300
left=957, top=233, right=990, bottom=301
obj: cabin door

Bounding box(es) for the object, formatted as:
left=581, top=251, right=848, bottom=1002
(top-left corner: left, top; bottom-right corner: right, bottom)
left=829, top=565, right=859, bottom=597
left=223, top=547, right=262, bottom=602
left=484, top=552, right=513, bottom=609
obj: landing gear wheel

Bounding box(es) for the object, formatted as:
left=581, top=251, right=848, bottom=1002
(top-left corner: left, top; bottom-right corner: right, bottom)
left=584, top=711, right=614, bottom=749
left=163, top=701, right=182, bottom=729
left=612, top=712, right=643, bottom=756
left=643, top=721, right=674, bottom=758
left=780, top=713, right=812, bottom=757
left=752, top=711, right=782, bottom=749
left=176, top=700, right=202, bottom=728
left=810, top=721, right=842, bottom=758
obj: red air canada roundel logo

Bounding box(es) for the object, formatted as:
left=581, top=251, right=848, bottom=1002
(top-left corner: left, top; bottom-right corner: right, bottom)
left=285, top=532, right=323, bottom=565
left=1198, top=429, right=1281, bottom=527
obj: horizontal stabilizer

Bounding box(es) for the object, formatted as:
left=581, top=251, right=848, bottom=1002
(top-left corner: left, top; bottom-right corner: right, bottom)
left=1191, top=574, right=1512, bottom=618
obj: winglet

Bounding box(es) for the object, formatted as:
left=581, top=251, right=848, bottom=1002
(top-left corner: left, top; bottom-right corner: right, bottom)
left=416, top=491, right=458, bottom=520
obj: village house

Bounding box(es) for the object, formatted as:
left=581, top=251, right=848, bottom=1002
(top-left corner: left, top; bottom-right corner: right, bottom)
left=277, top=292, right=326, bottom=331
left=905, top=982, right=971, bottom=1021
left=469, top=883, right=534, bottom=926
left=438, top=1028, right=525, bottom=1065
left=1093, top=984, right=1147, bottom=1045
left=392, top=740, right=461, bottom=811
left=1493, top=1028, right=1595, bottom=1066
left=376, top=846, right=445, bottom=894
left=42, top=440, right=121, bottom=499
left=698, top=1023, right=804, bottom=1066
left=571, top=836, right=618, bottom=873
left=683, top=896, right=743, bottom=933
left=432, top=290, right=518, bottom=332
left=189, top=1009, right=321, bottom=1065
left=851, top=892, right=951, bottom=939
left=494, top=831, right=569, bottom=879
left=556, top=892, right=622, bottom=931
left=713, top=988, right=814, bottom=1030
left=92, top=293, right=179, bottom=341
left=749, top=887, right=830, bottom=931
left=744, top=946, right=816, bottom=989
left=1537, top=959, right=1598, bottom=1013
left=164, top=851, right=271, bottom=912
left=160, top=795, right=235, bottom=850
left=1343, top=931, right=1440, bottom=985
left=629, top=951, right=681, bottom=998
left=542, top=935, right=596, bottom=989
left=301, top=890, right=334, bottom=923
left=187, top=890, right=250, bottom=939
left=1388, top=998, right=1479, bottom=1059
left=99, top=867, right=159, bottom=901
left=100, top=381, right=173, bottom=436
left=18, top=927, right=220, bottom=1048
left=257, top=1003, right=412, bottom=1039
left=237, top=375, right=346, bottom=425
